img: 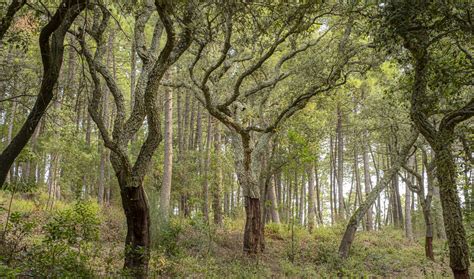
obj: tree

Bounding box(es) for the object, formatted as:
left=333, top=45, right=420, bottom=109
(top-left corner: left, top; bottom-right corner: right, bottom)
left=381, top=2, right=473, bottom=277
left=0, top=0, right=87, bottom=189
left=160, top=71, right=173, bottom=220
left=401, top=145, right=436, bottom=260
left=165, top=3, right=362, bottom=254
left=76, top=1, right=194, bottom=276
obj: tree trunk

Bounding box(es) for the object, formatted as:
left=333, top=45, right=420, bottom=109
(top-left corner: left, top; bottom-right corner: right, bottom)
left=405, top=180, right=413, bottom=240
left=307, top=165, right=315, bottom=232
left=120, top=179, right=150, bottom=278
left=231, top=131, right=269, bottom=254
left=435, top=143, right=470, bottom=277
left=212, top=121, right=223, bottom=225
left=202, top=113, right=211, bottom=220
left=243, top=197, right=263, bottom=254
left=422, top=203, right=434, bottom=260
left=336, top=105, right=344, bottom=220
left=299, top=172, right=305, bottom=225
left=339, top=130, right=417, bottom=258
left=130, top=41, right=137, bottom=112
left=363, top=136, right=373, bottom=230
left=268, top=176, right=280, bottom=224
left=329, top=135, right=335, bottom=224
left=315, top=165, right=323, bottom=225
left=353, top=146, right=361, bottom=224
left=160, top=79, right=173, bottom=220
left=407, top=41, right=471, bottom=277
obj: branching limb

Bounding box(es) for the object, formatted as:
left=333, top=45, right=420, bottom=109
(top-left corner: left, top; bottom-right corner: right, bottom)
left=0, top=0, right=27, bottom=41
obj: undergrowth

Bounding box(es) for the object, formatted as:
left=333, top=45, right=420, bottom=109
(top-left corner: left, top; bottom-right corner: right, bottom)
left=0, top=194, right=461, bottom=278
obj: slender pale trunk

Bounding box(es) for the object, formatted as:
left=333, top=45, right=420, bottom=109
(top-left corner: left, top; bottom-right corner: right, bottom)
left=268, top=176, right=280, bottom=223
left=363, top=137, right=373, bottom=230
left=336, top=105, right=344, bottom=220
left=212, top=121, right=223, bottom=225
left=329, top=135, right=335, bottom=224
left=307, top=165, right=315, bottom=232
left=405, top=177, right=413, bottom=240
left=202, top=113, right=211, bottom=220
left=315, top=165, right=323, bottom=224
left=188, top=98, right=195, bottom=149
left=354, top=146, right=362, bottom=226
left=160, top=76, right=173, bottom=220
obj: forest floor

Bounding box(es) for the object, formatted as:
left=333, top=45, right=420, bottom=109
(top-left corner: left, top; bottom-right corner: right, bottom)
left=0, top=194, right=458, bottom=278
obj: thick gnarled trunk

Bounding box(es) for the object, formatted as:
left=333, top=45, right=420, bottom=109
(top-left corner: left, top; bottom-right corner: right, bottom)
left=407, top=43, right=471, bottom=277
left=119, top=179, right=150, bottom=278
left=434, top=143, right=470, bottom=278
left=231, top=131, right=271, bottom=254
left=243, top=197, right=263, bottom=254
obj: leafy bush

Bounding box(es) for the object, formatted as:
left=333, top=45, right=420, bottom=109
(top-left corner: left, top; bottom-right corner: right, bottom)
left=25, top=201, right=100, bottom=277
left=0, top=211, right=35, bottom=265
left=26, top=242, right=93, bottom=278
left=44, top=201, right=100, bottom=246
left=153, top=218, right=184, bottom=257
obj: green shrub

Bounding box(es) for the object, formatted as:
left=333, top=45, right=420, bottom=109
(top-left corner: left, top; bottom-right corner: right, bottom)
left=44, top=201, right=100, bottom=246
left=0, top=211, right=35, bottom=265
left=154, top=218, right=184, bottom=257
left=26, top=242, right=93, bottom=278
left=25, top=201, right=100, bottom=278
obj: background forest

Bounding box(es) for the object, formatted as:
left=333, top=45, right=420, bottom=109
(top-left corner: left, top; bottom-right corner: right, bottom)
left=0, top=0, right=473, bottom=278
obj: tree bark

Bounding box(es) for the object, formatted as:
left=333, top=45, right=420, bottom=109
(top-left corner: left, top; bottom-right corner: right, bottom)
left=435, top=141, right=470, bottom=277
left=336, top=105, right=344, bottom=220
left=299, top=172, right=305, bottom=225
left=404, top=175, right=413, bottom=240
left=307, top=165, right=315, bottom=232
left=98, top=30, right=114, bottom=206
left=432, top=184, right=447, bottom=240
left=160, top=73, right=173, bottom=220
left=315, top=165, right=323, bottom=225
left=212, top=121, right=223, bottom=225
left=363, top=135, right=373, bottom=230
left=79, top=2, right=194, bottom=275
left=329, top=135, right=335, bottom=224
left=268, top=176, right=280, bottom=223
left=243, top=197, right=263, bottom=254
left=231, top=131, right=270, bottom=254
left=119, top=178, right=150, bottom=277
left=202, top=113, right=211, bottom=220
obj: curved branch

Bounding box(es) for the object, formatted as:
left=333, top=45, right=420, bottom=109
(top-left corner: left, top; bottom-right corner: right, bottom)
left=0, top=0, right=27, bottom=41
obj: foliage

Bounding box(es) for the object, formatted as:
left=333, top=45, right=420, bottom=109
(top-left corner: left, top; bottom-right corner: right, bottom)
left=0, top=200, right=101, bottom=278
left=0, top=211, right=35, bottom=265
left=43, top=201, right=100, bottom=246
